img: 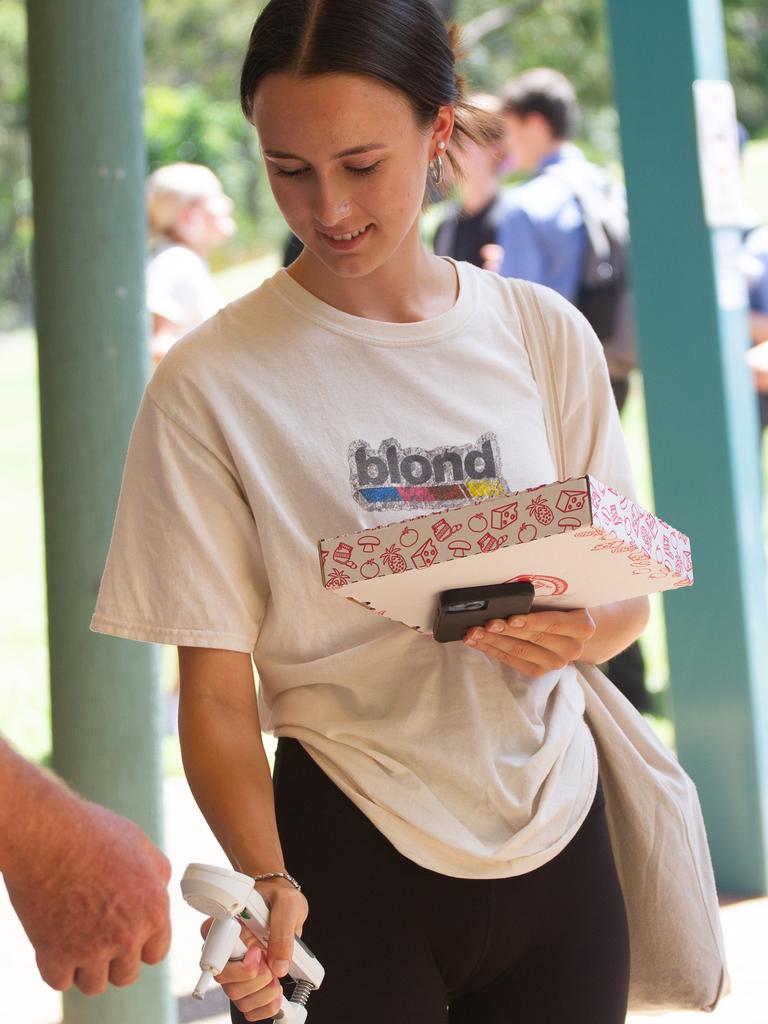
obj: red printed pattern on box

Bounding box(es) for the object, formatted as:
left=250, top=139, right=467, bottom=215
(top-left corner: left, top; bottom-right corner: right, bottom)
left=583, top=479, right=693, bottom=585
left=321, top=479, right=591, bottom=588
left=319, top=476, right=693, bottom=591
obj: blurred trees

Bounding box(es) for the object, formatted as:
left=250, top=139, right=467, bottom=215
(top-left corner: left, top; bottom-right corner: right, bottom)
left=0, top=3, right=30, bottom=322
left=2, top=0, right=767, bottom=321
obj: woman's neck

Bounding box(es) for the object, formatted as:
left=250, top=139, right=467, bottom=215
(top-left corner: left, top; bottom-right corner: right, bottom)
left=286, top=226, right=458, bottom=323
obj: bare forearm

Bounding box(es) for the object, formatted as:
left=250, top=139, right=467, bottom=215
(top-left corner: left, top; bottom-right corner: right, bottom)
left=750, top=310, right=768, bottom=345
left=581, top=596, right=649, bottom=665
left=178, top=650, right=285, bottom=876
left=0, top=737, right=79, bottom=882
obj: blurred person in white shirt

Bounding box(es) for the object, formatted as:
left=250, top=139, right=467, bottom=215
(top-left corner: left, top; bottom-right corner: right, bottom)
left=146, top=163, right=236, bottom=365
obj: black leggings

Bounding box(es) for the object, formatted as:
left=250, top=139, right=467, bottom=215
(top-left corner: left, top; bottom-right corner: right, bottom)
left=231, top=738, right=629, bottom=1024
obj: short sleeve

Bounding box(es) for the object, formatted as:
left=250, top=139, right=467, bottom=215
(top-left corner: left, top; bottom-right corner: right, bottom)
left=533, top=285, right=639, bottom=502
left=147, top=249, right=191, bottom=324
left=146, top=247, right=220, bottom=332
left=91, top=391, right=268, bottom=652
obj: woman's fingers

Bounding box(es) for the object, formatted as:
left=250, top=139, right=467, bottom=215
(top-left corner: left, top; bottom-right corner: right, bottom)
left=233, top=977, right=284, bottom=1015
left=218, top=946, right=282, bottom=1022
left=470, top=639, right=546, bottom=676
left=264, top=885, right=307, bottom=977
left=465, top=608, right=596, bottom=674
left=505, top=609, right=596, bottom=641
left=197, top=884, right=308, bottom=1019
left=216, top=943, right=266, bottom=986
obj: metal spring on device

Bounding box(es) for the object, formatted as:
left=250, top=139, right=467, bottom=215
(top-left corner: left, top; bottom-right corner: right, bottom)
left=292, top=980, right=314, bottom=1006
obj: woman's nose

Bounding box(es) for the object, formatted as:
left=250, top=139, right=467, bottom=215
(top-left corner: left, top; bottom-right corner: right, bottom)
left=314, top=181, right=351, bottom=227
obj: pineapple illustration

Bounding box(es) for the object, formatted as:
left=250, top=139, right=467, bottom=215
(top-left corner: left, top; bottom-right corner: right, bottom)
left=526, top=495, right=554, bottom=526
left=325, top=568, right=351, bottom=589
left=382, top=544, right=408, bottom=573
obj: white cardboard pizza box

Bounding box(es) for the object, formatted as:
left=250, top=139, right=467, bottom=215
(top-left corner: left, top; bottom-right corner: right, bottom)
left=318, top=475, right=693, bottom=635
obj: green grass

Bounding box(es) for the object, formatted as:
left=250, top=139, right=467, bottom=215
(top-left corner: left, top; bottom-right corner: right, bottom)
left=742, top=138, right=768, bottom=225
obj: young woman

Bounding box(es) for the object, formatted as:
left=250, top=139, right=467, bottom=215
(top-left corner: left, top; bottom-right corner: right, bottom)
left=92, top=1, right=649, bottom=1021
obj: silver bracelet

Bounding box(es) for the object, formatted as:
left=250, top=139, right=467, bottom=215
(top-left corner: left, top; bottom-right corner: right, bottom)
left=252, top=870, right=302, bottom=892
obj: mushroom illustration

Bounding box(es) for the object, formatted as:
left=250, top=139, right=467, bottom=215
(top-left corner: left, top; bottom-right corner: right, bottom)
left=358, top=535, right=381, bottom=554
left=557, top=516, right=582, bottom=530
left=448, top=539, right=472, bottom=558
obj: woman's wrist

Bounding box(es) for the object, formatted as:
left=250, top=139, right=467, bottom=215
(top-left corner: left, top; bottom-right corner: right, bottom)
left=580, top=596, right=649, bottom=664
left=253, top=870, right=302, bottom=891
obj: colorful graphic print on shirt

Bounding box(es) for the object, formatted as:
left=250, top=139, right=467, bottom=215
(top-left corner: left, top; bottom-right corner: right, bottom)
left=349, top=433, right=508, bottom=511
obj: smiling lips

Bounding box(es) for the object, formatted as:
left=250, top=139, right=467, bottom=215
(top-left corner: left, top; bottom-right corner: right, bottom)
left=329, top=225, right=369, bottom=241
left=320, top=223, right=373, bottom=248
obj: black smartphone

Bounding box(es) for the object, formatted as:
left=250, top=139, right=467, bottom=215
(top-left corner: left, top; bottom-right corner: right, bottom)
left=433, top=581, right=536, bottom=643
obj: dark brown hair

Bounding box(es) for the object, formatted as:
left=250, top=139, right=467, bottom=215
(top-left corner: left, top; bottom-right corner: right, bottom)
left=239, top=0, right=504, bottom=182
left=501, top=68, right=578, bottom=141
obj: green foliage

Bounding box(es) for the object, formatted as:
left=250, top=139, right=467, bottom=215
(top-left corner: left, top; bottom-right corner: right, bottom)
left=143, top=82, right=285, bottom=261
left=143, top=0, right=264, bottom=102
left=0, top=1, right=31, bottom=324
left=456, top=0, right=618, bottom=156
left=723, top=1, right=768, bottom=135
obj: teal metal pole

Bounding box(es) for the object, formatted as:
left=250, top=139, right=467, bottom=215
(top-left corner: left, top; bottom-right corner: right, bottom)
left=26, top=2, right=175, bottom=1021
left=606, top=0, right=768, bottom=893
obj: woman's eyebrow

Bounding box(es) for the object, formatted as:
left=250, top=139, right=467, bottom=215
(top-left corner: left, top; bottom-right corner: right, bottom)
left=263, top=142, right=388, bottom=160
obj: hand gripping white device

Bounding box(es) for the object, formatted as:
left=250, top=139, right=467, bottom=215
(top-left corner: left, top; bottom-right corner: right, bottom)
left=181, top=863, right=325, bottom=1024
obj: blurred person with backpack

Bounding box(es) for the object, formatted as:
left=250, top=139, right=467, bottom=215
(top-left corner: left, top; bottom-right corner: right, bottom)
left=497, top=68, right=649, bottom=713
left=732, top=122, right=768, bottom=437
left=497, top=69, right=635, bottom=412
left=146, top=163, right=236, bottom=366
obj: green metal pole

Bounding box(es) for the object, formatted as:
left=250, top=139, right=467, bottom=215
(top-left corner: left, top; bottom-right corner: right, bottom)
left=606, top=0, right=768, bottom=894
left=26, top=3, right=175, bottom=1021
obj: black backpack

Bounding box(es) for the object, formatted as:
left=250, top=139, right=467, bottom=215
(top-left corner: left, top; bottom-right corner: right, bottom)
left=546, top=162, right=637, bottom=380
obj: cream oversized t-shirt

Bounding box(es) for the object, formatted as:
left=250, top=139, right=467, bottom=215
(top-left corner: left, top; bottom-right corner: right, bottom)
left=92, top=260, right=638, bottom=878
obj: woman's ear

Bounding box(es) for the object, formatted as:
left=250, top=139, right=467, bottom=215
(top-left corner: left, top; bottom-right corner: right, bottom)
left=432, top=104, right=456, bottom=154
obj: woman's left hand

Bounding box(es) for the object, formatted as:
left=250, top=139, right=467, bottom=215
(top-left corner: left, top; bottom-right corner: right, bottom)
left=464, top=609, right=596, bottom=677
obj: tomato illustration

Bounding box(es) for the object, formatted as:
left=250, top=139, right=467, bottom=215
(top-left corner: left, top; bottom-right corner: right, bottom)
left=468, top=513, right=488, bottom=533
left=517, top=523, right=538, bottom=543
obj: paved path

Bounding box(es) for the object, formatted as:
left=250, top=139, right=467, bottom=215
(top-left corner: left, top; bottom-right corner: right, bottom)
left=2, top=768, right=765, bottom=1023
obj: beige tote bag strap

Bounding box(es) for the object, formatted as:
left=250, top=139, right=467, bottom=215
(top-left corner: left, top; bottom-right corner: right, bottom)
left=513, top=281, right=567, bottom=480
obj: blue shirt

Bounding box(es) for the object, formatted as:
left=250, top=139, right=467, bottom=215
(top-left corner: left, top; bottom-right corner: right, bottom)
left=746, top=226, right=768, bottom=314
left=498, top=148, right=588, bottom=303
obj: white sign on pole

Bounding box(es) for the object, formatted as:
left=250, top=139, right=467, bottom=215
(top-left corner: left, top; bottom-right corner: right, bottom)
left=692, top=79, right=743, bottom=229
